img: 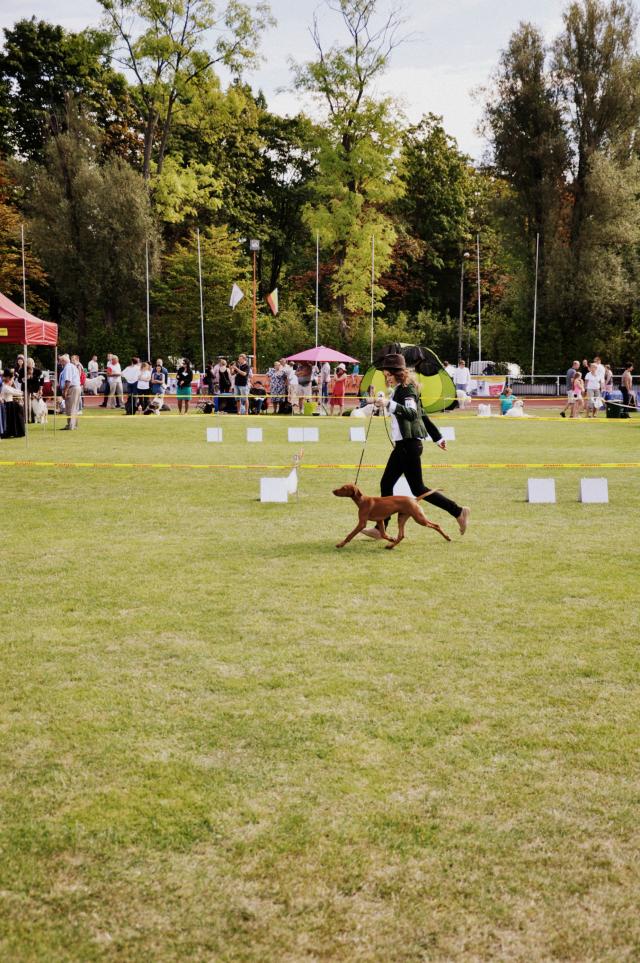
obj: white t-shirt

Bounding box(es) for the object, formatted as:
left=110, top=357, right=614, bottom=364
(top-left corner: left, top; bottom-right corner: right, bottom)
left=107, top=362, right=122, bottom=379
left=455, top=366, right=471, bottom=388
left=88, top=360, right=99, bottom=375
left=137, top=370, right=152, bottom=390
left=585, top=372, right=601, bottom=391
left=121, top=364, right=141, bottom=384
left=445, top=364, right=456, bottom=378
left=594, top=363, right=605, bottom=382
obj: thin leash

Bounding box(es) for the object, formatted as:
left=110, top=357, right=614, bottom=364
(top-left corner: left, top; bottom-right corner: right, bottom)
left=354, top=393, right=394, bottom=487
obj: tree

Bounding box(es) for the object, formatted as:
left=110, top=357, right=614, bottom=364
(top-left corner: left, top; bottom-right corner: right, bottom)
left=99, top=0, right=274, bottom=180
left=0, top=161, right=47, bottom=311
left=292, top=0, right=406, bottom=339
left=483, top=23, right=568, bottom=239
left=0, top=18, right=138, bottom=163
left=388, top=114, right=475, bottom=318
left=553, top=0, right=640, bottom=240
left=26, top=108, right=159, bottom=353
left=152, top=224, right=252, bottom=361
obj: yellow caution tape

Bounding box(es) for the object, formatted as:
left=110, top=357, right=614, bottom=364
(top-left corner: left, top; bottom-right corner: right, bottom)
left=0, top=460, right=639, bottom=471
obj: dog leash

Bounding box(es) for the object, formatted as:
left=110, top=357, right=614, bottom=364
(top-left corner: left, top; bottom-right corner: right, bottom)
left=354, top=396, right=384, bottom=487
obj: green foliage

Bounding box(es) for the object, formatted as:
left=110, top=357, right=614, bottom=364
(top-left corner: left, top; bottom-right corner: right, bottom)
left=0, top=18, right=138, bottom=163
left=0, top=161, right=48, bottom=312
left=99, top=0, right=274, bottom=179
left=152, top=224, right=252, bottom=363
left=25, top=111, right=159, bottom=352
left=293, top=1, right=405, bottom=337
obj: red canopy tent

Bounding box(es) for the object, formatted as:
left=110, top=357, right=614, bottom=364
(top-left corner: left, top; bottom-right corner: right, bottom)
left=0, top=291, right=58, bottom=346
left=0, top=291, right=58, bottom=443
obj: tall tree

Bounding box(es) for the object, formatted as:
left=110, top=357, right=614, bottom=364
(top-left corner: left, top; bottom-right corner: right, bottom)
left=0, top=19, right=138, bottom=163
left=553, top=0, right=640, bottom=241
left=26, top=108, right=159, bottom=352
left=0, top=161, right=47, bottom=310
left=99, top=0, right=274, bottom=180
left=292, top=0, right=406, bottom=339
left=388, top=114, right=474, bottom=318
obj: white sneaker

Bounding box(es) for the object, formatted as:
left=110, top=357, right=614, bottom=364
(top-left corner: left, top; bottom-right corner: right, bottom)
left=457, top=507, right=470, bottom=535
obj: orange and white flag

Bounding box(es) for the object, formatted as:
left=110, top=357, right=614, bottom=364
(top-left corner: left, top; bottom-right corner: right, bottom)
left=266, top=288, right=279, bottom=315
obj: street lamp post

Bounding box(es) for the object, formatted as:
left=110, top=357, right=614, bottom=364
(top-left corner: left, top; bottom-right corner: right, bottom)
left=249, top=239, right=260, bottom=372
left=458, top=251, right=470, bottom=359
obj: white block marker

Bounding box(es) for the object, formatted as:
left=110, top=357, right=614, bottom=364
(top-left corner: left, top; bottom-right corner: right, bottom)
left=206, top=427, right=223, bottom=442
left=527, top=478, right=556, bottom=503
left=579, top=478, right=608, bottom=503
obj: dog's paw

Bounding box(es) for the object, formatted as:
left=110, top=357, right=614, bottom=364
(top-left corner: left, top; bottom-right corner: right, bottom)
left=335, top=542, right=345, bottom=549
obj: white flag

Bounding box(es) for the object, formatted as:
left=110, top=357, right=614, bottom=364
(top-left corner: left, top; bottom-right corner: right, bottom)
left=229, top=283, right=244, bottom=309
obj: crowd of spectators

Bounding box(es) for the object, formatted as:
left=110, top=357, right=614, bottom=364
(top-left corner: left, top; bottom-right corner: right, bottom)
left=1, top=349, right=636, bottom=438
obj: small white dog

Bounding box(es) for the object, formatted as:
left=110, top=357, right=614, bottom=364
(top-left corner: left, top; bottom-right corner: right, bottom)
left=31, top=394, right=48, bottom=424
left=505, top=399, right=529, bottom=418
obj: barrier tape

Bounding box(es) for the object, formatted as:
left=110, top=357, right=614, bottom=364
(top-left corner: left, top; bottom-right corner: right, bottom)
left=0, top=460, right=639, bottom=472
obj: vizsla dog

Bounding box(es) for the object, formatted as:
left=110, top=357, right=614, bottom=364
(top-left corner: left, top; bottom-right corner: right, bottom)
left=333, top=483, right=451, bottom=549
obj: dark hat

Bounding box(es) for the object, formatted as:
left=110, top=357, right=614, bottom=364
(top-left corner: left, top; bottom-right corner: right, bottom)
left=376, top=352, right=406, bottom=371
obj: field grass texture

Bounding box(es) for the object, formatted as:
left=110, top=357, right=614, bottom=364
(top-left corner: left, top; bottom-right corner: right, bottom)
left=1, top=412, right=639, bottom=961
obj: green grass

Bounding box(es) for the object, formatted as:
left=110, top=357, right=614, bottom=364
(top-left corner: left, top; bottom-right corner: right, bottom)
left=1, top=410, right=639, bottom=961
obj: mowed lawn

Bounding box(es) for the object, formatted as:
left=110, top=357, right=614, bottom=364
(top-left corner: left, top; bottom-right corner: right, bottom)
left=1, top=410, right=639, bottom=962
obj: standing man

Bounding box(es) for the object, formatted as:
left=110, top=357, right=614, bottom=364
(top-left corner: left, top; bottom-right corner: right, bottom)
left=121, top=357, right=141, bottom=414
left=231, top=353, right=250, bottom=415
left=443, top=360, right=456, bottom=379
left=58, top=353, right=81, bottom=430
left=155, top=358, right=169, bottom=385
left=106, top=354, right=123, bottom=409
left=620, top=362, right=634, bottom=418
left=87, top=355, right=99, bottom=378
left=561, top=360, right=580, bottom=417
left=320, top=360, right=331, bottom=406
left=454, top=358, right=471, bottom=408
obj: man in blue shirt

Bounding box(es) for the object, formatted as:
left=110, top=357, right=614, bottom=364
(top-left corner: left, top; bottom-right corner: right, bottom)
left=58, top=353, right=81, bottom=430
left=561, top=361, right=579, bottom=417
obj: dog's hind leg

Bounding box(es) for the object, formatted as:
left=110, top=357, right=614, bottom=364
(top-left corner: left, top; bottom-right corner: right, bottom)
left=385, top=514, right=407, bottom=549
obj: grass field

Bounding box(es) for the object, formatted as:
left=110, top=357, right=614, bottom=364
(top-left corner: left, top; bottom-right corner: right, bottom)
left=1, top=410, right=639, bottom=961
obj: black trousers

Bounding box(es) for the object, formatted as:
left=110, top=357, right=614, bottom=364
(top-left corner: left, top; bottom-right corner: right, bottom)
left=380, top=438, right=462, bottom=519
left=621, top=386, right=631, bottom=417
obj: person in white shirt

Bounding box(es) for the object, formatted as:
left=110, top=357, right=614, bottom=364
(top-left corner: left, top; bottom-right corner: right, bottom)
left=444, top=360, right=456, bottom=379
left=593, top=356, right=605, bottom=383
left=87, top=355, right=99, bottom=377
left=58, top=352, right=81, bottom=430
left=136, top=361, right=152, bottom=412
left=454, top=358, right=471, bottom=408
left=584, top=362, right=603, bottom=418
left=106, top=355, right=123, bottom=409
left=121, top=357, right=141, bottom=414
left=320, top=361, right=331, bottom=405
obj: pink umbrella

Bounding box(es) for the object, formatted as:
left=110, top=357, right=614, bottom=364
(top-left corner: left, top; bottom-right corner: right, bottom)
left=284, top=345, right=359, bottom=364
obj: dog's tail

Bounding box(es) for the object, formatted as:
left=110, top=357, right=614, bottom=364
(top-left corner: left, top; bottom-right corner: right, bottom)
left=415, top=488, right=441, bottom=501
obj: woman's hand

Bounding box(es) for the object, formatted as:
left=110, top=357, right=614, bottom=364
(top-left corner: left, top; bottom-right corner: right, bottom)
left=374, top=395, right=388, bottom=409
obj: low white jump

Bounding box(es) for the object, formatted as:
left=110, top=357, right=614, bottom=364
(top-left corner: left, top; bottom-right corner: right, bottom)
left=260, top=468, right=298, bottom=503
left=288, top=427, right=319, bottom=442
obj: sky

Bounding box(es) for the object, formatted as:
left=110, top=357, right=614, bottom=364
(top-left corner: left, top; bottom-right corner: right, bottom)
left=0, top=0, right=570, bottom=158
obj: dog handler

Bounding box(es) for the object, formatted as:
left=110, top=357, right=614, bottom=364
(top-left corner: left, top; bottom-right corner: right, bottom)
left=367, top=353, right=470, bottom=537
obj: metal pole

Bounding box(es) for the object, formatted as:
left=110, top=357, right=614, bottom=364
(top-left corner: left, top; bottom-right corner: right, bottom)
left=21, top=224, right=27, bottom=311
left=21, top=227, right=28, bottom=446
left=315, top=231, right=319, bottom=348
left=532, top=232, right=539, bottom=383
left=370, top=234, right=375, bottom=364
left=458, top=256, right=464, bottom=359
left=145, top=240, right=151, bottom=362
left=252, top=249, right=257, bottom=374
left=476, top=233, right=482, bottom=371
left=196, top=228, right=206, bottom=378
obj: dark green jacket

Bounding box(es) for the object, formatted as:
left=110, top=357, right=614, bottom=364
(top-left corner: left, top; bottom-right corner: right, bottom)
left=389, top=383, right=427, bottom=440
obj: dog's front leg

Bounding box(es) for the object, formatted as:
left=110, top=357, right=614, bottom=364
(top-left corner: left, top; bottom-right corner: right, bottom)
left=336, top=522, right=367, bottom=548
left=385, top=514, right=407, bottom=549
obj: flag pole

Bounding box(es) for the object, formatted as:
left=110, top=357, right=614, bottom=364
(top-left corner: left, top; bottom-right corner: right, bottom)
left=252, top=249, right=258, bottom=373
left=476, top=232, right=482, bottom=371
left=196, top=228, right=205, bottom=377
left=315, top=230, right=319, bottom=348
left=531, top=231, right=539, bottom=383
left=145, top=240, right=151, bottom=362
left=370, top=234, right=375, bottom=364
left=21, top=224, right=29, bottom=447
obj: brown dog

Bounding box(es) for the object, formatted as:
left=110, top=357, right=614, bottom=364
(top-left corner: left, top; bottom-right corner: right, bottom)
left=332, top=483, right=451, bottom=549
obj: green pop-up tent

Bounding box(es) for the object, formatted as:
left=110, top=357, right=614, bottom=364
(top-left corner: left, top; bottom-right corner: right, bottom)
left=359, top=343, right=457, bottom=413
